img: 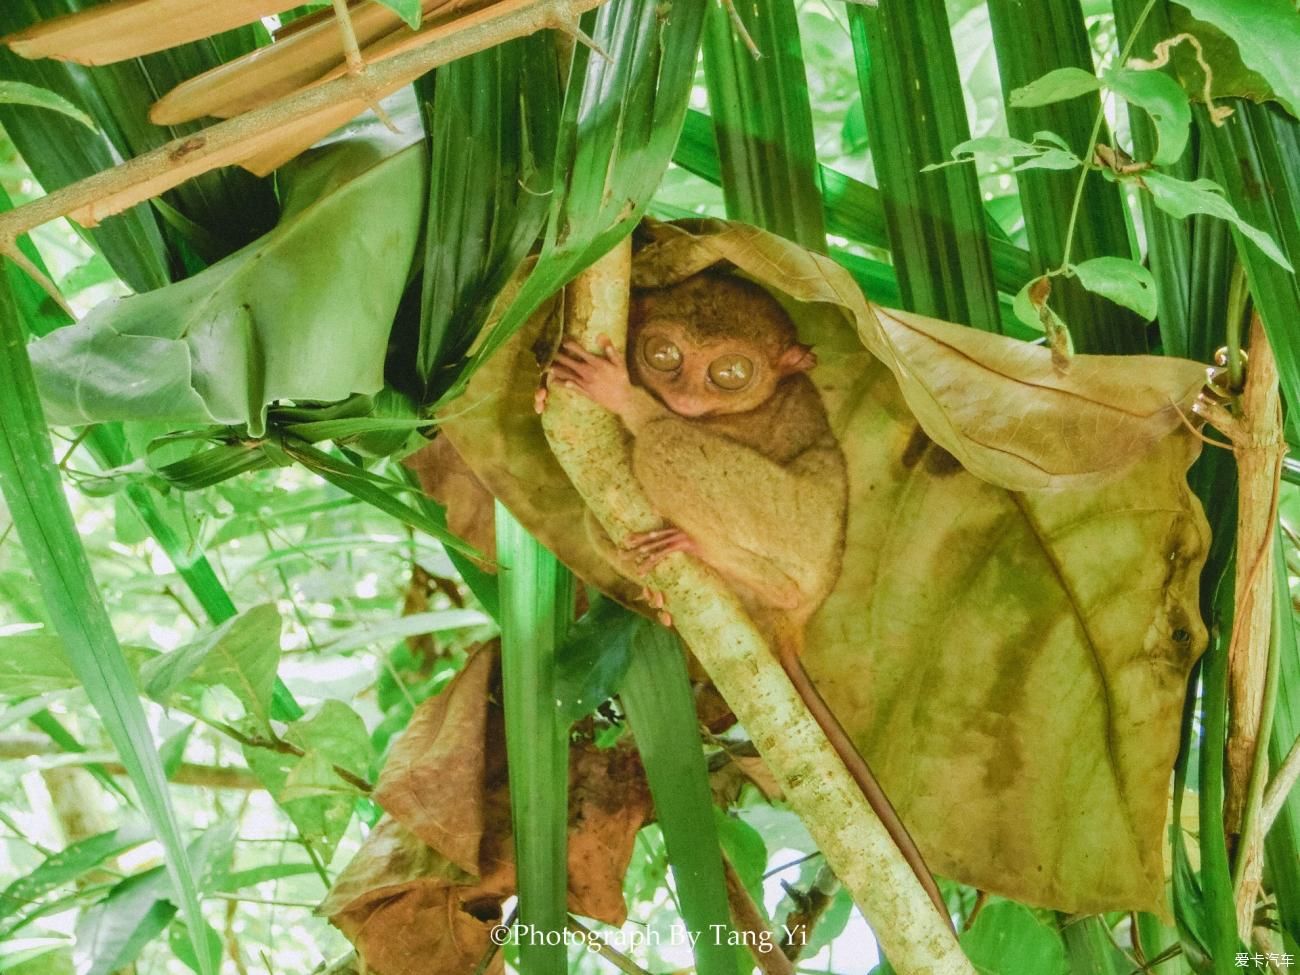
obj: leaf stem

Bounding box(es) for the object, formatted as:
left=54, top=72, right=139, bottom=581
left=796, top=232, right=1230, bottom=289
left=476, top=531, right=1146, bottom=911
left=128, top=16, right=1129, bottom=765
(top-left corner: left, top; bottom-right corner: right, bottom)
left=1059, top=0, right=1158, bottom=270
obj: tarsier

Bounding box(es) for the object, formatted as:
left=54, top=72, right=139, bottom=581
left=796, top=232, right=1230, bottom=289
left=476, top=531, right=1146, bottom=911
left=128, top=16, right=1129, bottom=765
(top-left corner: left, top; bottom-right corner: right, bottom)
left=545, top=270, right=950, bottom=923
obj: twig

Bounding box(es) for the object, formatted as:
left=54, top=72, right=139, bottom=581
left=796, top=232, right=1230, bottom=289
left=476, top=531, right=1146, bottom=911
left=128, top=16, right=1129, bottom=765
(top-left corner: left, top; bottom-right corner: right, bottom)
left=1262, top=732, right=1300, bottom=836
left=722, top=856, right=794, bottom=975
left=719, top=0, right=762, bottom=59
left=0, top=0, right=608, bottom=244
left=329, top=0, right=399, bottom=132
left=566, top=918, right=652, bottom=975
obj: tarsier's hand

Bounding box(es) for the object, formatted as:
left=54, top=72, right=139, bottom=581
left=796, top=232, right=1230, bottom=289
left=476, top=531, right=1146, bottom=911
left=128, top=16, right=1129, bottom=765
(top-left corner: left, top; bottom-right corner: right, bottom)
left=546, top=335, right=655, bottom=428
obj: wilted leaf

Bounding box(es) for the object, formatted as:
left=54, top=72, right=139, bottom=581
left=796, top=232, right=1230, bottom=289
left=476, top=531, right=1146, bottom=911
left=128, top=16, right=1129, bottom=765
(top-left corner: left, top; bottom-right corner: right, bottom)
left=321, top=817, right=504, bottom=975
left=373, top=648, right=496, bottom=874
left=403, top=436, right=497, bottom=560
left=441, top=218, right=1210, bottom=914
left=29, top=132, right=426, bottom=436
left=1072, top=256, right=1159, bottom=320
left=1172, top=0, right=1300, bottom=118
left=340, top=647, right=649, bottom=972
left=3, top=0, right=298, bottom=64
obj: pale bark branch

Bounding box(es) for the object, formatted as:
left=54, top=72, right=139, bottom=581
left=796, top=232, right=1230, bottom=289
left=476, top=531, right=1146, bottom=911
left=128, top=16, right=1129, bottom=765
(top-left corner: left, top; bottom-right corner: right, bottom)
left=539, top=239, right=972, bottom=975
left=1, top=733, right=261, bottom=790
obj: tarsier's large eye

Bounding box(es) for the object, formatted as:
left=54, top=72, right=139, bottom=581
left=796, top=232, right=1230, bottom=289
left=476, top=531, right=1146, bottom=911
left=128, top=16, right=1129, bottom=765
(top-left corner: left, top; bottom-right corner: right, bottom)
left=642, top=335, right=683, bottom=372
left=708, top=353, right=754, bottom=390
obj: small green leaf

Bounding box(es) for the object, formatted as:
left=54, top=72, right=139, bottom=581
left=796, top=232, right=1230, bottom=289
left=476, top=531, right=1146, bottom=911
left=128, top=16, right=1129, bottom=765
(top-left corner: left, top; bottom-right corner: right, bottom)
left=959, top=899, right=1069, bottom=974
left=715, top=811, right=767, bottom=905
left=0, top=825, right=151, bottom=930
left=554, top=596, right=638, bottom=725
left=1012, top=148, right=1082, bottom=171
left=1104, top=67, right=1191, bottom=166
left=1142, top=172, right=1293, bottom=271
left=167, top=918, right=222, bottom=975
left=0, top=81, right=95, bottom=130
left=947, top=135, right=1043, bottom=159
left=374, top=0, right=420, bottom=28
left=1012, top=279, right=1046, bottom=333
left=242, top=702, right=371, bottom=860
left=1071, top=256, right=1159, bottom=320
left=139, top=605, right=282, bottom=735
left=0, top=635, right=155, bottom=697
left=1009, top=66, right=1101, bottom=107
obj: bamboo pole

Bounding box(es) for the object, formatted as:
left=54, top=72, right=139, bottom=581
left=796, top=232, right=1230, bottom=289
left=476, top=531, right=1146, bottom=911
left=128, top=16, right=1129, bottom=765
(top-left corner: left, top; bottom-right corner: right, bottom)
left=540, top=238, right=973, bottom=975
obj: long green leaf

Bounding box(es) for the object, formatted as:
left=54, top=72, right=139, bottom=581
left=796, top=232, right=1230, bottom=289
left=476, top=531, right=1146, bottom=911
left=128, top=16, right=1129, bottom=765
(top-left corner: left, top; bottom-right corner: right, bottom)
left=671, top=109, right=1034, bottom=299
left=416, top=34, right=559, bottom=397
left=1199, top=568, right=1247, bottom=965
left=985, top=0, right=1147, bottom=354
left=701, top=0, right=825, bottom=249
left=435, top=0, right=706, bottom=406
left=1265, top=531, right=1300, bottom=951
left=0, top=188, right=301, bottom=720
left=620, top=622, right=741, bottom=975
left=495, top=505, right=570, bottom=975
left=847, top=0, right=1002, bottom=332
left=0, top=262, right=211, bottom=975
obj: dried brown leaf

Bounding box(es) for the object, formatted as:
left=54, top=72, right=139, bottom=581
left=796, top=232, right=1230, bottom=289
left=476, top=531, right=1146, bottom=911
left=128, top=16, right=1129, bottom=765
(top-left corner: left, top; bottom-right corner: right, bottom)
left=405, top=435, right=497, bottom=561
left=322, top=817, right=503, bottom=975
left=441, top=217, right=1211, bottom=914
left=373, top=646, right=496, bottom=874
left=3, top=0, right=300, bottom=66
left=148, top=1, right=410, bottom=125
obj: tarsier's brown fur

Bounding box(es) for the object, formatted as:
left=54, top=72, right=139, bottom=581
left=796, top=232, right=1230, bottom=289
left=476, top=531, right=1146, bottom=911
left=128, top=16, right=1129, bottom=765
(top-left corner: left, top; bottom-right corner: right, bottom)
left=549, top=270, right=949, bottom=924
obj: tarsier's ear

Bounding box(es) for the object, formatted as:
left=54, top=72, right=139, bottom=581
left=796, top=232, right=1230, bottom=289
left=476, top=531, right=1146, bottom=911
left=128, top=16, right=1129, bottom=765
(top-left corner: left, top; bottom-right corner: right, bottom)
left=778, top=343, right=818, bottom=375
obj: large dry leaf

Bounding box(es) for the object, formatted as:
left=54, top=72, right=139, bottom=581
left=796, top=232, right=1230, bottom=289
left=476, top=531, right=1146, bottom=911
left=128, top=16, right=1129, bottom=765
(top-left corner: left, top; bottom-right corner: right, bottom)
left=321, top=816, right=505, bottom=975
left=337, top=643, right=649, bottom=974
left=440, top=218, right=1210, bottom=914
left=373, top=646, right=496, bottom=874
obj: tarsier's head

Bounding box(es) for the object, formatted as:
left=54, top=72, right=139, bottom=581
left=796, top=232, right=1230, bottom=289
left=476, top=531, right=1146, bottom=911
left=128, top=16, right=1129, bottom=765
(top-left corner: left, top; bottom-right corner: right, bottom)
left=628, top=271, right=816, bottom=418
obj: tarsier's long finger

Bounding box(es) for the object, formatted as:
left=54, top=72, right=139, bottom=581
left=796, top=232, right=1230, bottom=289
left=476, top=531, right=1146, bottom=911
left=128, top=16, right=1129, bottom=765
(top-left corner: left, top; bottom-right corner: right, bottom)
left=625, top=528, right=679, bottom=547
left=595, top=333, right=620, bottom=361
left=560, top=340, right=598, bottom=362
left=533, top=382, right=548, bottom=414
left=639, top=585, right=665, bottom=610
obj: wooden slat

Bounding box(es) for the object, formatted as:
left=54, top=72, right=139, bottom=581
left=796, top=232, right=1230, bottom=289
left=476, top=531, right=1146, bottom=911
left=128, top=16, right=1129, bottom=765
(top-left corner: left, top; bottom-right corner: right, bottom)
left=4, top=0, right=298, bottom=66
left=150, top=1, right=409, bottom=124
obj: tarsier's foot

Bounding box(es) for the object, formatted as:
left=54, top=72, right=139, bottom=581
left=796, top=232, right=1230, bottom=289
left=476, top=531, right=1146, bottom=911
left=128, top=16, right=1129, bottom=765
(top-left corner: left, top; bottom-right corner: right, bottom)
left=639, top=585, right=673, bottom=628
left=626, top=528, right=698, bottom=574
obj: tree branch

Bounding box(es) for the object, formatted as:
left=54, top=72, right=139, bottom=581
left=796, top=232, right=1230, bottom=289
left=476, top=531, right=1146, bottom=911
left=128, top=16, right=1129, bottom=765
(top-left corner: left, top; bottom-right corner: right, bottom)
left=538, top=238, right=972, bottom=975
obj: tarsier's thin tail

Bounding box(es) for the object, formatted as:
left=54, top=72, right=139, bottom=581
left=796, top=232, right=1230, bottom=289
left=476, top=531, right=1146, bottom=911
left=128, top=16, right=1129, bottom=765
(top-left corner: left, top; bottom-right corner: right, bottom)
left=773, top=625, right=954, bottom=932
